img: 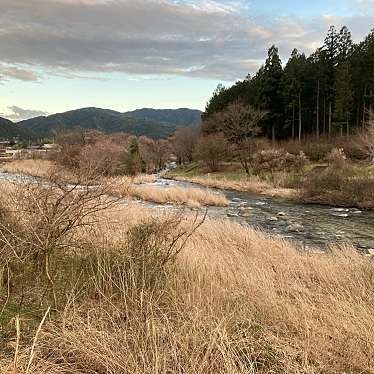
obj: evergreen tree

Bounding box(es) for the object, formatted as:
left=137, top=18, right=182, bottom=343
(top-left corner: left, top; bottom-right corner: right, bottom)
left=334, top=61, right=353, bottom=135
left=323, top=25, right=340, bottom=136
left=337, top=26, right=353, bottom=63
left=202, top=25, right=374, bottom=140
left=283, top=49, right=308, bottom=140
left=257, top=45, right=284, bottom=140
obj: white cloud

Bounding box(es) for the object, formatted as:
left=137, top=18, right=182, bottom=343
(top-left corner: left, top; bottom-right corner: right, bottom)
left=1, top=106, right=49, bottom=122
left=0, top=65, right=39, bottom=82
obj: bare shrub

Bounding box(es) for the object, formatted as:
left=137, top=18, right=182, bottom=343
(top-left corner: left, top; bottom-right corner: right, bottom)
left=327, top=147, right=347, bottom=168
left=356, top=116, right=374, bottom=162
left=302, top=148, right=374, bottom=208
left=194, top=133, right=227, bottom=171
left=0, top=177, right=117, bottom=309
left=211, top=101, right=266, bottom=175
left=172, top=127, right=198, bottom=164
left=252, top=148, right=307, bottom=174
left=78, top=137, right=124, bottom=176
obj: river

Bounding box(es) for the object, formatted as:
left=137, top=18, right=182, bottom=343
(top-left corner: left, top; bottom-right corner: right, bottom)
left=0, top=170, right=373, bottom=252
left=148, top=176, right=374, bottom=252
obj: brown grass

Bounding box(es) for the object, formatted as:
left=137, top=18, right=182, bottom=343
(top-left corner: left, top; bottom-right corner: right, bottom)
left=1, top=185, right=374, bottom=373
left=2, top=159, right=55, bottom=178
left=2, top=160, right=229, bottom=208
left=112, top=182, right=229, bottom=207
left=2, top=167, right=374, bottom=373
left=172, top=175, right=299, bottom=200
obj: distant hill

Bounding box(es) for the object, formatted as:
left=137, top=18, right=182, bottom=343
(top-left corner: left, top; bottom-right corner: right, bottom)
left=125, top=108, right=201, bottom=127
left=17, top=107, right=201, bottom=139
left=0, top=117, right=31, bottom=140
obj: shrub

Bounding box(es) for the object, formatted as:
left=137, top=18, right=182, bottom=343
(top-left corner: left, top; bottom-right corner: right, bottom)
left=194, top=133, right=228, bottom=172
left=302, top=149, right=374, bottom=208
left=252, top=148, right=307, bottom=174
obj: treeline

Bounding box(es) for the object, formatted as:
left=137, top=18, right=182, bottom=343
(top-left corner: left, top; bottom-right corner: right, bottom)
left=203, top=26, right=374, bottom=140
left=52, top=127, right=206, bottom=176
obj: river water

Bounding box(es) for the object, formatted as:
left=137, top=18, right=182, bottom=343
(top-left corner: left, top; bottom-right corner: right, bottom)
left=0, top=170, right=373, bottom=252
left=148, top=177, right=374, bottom=252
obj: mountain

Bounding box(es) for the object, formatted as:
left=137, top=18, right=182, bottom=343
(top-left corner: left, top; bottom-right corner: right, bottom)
left=18, top=107, right=201, bottom=139
left=124, top=108, right=201, bottom=127
left=0, top=117, right=31, bottom=140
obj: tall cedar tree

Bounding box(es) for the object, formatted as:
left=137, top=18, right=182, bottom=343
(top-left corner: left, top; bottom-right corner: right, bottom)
left=202, top=26, right=374, bottom=139
left=257, top=46, right=284, bottom=141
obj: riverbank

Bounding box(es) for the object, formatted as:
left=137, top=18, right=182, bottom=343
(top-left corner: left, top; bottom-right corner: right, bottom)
left=166, top=161, right=301, bottom=198
left=168, top=161, right=374, bottom=210
left=1, top=159, right=228, bottom=208
left=2, top=180, right=374, bottom=373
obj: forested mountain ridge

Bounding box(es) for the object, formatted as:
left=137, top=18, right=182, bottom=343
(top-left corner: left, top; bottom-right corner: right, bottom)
left=125, top=108, right=202, bottom=126
left=203, top=26, right=374, bottom=140
left=17, top=107, right=201, bottom=139
left=0, top=117, right=31, bottom=140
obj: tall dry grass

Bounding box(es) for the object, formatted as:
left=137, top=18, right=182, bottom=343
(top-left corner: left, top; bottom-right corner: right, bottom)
left=1, top=179, right=374, bottom=373
left=1, top=159, right=55, bottom=178
left=173, top=175, right=299, bottom=200
left=127, top=184, right=229, bottom=207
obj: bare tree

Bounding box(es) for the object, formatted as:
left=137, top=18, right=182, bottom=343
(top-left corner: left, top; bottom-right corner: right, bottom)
left=154, top=139, right=171, bottom=170
left=194, top=133, right=227, bottom=172
left=172, top=128, right=198, bottom=164
left=214, top=101, right=267, bottom=175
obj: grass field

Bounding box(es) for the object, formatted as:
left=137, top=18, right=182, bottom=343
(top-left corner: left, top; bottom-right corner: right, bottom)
left=1, top=179, right=374, bottom=373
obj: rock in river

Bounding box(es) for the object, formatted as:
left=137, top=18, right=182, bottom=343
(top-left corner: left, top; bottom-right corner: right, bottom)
left=286, top=223, right=305, bottom=232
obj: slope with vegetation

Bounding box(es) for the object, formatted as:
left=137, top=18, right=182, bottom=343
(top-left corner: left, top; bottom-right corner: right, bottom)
left=125, top=107, right=201, bottom=126
left=0, top=117, right=31, bottom=140
left=17, top=107, right=201, bottom=139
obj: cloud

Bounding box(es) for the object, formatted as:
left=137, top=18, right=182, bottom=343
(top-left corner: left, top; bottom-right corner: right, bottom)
left=0, top=65, right=39, bottom=82
left=1, top=106, right=49, bottom=122
left=0, top=0, right=372, bottom=81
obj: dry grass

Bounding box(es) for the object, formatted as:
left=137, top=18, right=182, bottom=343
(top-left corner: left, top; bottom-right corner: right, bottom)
left=1, top=159, right=55, bottom=178
left=173, top=175, right=299, bottom=200
left=2, top=200, right=374, bottom=373
left=2, top=174, right=374, bottom=373
left=2, top=160, right=229, bottom=208
left=110, top=181, right=229, bottom=207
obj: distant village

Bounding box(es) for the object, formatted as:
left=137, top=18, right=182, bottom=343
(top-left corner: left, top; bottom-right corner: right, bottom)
left=0, top=139, right=58, bottom=161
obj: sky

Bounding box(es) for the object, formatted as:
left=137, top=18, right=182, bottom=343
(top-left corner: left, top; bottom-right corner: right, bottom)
left=0, top=0, right=373, bottom=121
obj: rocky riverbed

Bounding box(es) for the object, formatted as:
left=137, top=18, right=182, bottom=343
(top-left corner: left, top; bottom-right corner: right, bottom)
left=148, top=176, right=374, bottom=252
left=1, top=170, right=373, bottom=252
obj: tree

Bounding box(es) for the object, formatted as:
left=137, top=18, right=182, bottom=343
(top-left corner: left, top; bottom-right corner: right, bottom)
left=154, top=139, right=171, bottom=170
left=121, top=137, right=144, bottom=175
left=337, top=26, right=353, bottom=63
left=215, top=101, right=266, bottom=174
left=257, top=45, right=284, bottom=141
left=194, top=133, right=227, bottom=172
left=172, top=128, right=197, bottom=164
left=283, top=49, right=309, bottom=141
left=334, top=61, right=353, bottom=136
left=201, top=25, right=374, bottom=141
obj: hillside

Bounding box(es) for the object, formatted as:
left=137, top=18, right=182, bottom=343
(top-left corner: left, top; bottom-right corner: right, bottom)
left=125, top=108, right=201, bottom=126
left=0, top=117, right=31, bottom=140
left=17, top=107, right=201, bottom=139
